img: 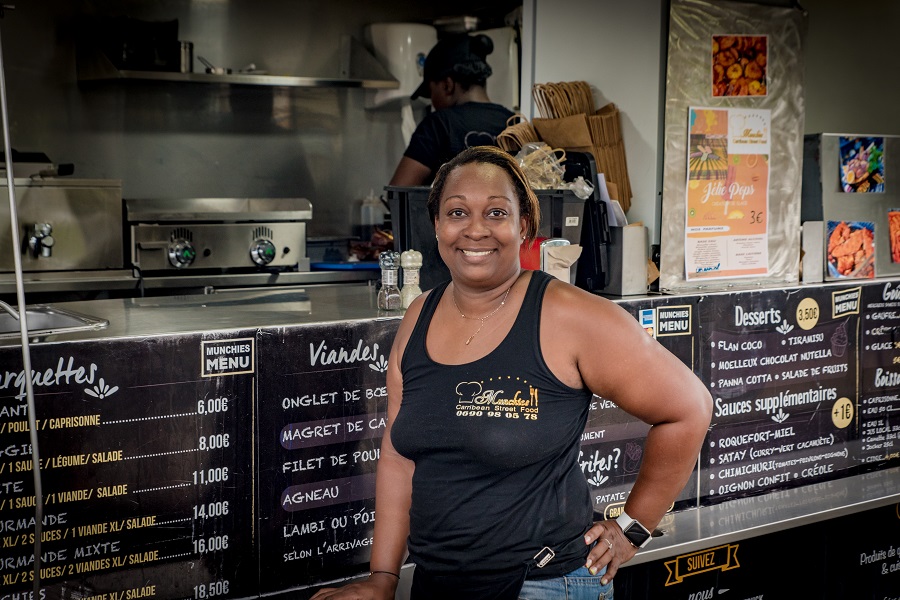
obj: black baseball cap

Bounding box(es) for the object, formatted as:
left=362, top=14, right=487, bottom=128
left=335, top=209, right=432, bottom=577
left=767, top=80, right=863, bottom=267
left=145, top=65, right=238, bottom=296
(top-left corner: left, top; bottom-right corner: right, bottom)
left=410, top=33, right=493, bottom=100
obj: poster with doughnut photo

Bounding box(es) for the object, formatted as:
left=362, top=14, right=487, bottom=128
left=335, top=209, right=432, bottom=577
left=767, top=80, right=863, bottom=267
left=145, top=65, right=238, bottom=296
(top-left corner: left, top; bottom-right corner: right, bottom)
left=712, top=34, right=768, bottom=97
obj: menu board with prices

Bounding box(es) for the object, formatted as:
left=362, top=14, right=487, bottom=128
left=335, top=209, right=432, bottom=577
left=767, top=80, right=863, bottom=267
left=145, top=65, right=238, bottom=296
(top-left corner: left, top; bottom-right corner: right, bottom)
left=698, top=286, right=859, bottom=505
left=256, top=320, right=397, bottom=593
left=582, top=297, right=701, bottom=519
left=0, top=333, right=256, bottom=599
left=859, top=281, right=900, bottom=471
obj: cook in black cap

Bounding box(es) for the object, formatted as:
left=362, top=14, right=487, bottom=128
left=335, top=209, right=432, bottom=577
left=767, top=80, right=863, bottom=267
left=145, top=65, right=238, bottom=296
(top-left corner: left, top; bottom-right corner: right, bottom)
left=389, top=33, right=515, bottom=186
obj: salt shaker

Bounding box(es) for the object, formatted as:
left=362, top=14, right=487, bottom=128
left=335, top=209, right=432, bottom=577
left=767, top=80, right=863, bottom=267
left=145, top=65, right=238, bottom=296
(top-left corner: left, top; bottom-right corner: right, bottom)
left=377, top=250, right=402, bottom=310
left=400, top=249, right=423, bottom=308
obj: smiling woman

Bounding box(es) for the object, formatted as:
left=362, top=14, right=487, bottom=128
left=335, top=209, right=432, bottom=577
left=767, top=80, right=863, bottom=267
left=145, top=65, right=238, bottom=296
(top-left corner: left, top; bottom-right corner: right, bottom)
left=428, top=148, right=538, bottom=297
left=311, top=146, right=713, bottom=600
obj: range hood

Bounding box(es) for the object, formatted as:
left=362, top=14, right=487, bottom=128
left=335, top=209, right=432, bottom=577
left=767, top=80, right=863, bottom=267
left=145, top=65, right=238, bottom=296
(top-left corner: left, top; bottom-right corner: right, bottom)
left=77, top=35, right=400, bottom=90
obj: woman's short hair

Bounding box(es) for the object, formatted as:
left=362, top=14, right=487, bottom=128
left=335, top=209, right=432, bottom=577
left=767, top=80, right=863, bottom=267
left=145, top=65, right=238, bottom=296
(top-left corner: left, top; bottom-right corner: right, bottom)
left=426, top=146, right=541, bottom=242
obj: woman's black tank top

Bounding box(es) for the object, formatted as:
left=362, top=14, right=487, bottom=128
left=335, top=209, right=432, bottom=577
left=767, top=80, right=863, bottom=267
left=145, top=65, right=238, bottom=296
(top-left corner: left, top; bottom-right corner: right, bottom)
left=391, top=270, right=594, bottom=577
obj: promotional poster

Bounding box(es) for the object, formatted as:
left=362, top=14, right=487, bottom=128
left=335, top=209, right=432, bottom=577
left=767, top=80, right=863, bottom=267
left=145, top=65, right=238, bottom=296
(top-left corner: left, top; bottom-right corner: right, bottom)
left=685, top=107, right=771, bottom=281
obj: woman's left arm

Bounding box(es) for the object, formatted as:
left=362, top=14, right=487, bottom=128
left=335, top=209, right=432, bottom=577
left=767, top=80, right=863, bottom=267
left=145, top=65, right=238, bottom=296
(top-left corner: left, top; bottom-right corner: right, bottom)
left=545, top=284, right=713, bottom=580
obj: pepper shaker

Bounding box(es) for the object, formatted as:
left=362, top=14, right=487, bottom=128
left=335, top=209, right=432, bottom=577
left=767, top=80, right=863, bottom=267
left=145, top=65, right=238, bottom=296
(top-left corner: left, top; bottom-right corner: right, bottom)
left=400, top=249, right=423, bottom=308
left=377, top=251, right=402, bottom=311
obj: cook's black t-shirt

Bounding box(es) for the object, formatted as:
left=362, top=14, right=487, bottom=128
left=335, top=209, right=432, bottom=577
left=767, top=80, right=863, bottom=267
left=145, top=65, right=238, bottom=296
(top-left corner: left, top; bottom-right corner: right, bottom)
left=403, top=102, right=515, bottom=182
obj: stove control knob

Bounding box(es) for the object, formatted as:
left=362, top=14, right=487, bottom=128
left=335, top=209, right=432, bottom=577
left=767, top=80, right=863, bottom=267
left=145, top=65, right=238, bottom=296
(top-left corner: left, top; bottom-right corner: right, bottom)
left=168, top=239, right=196, bottom=268
left=250, top=238, right=277, bottom=265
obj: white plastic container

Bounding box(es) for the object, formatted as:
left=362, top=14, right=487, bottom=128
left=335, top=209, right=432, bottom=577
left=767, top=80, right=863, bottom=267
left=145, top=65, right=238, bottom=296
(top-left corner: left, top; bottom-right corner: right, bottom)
left=364, top=23, right=437, bottom=108
left=360, top=189, right=386, bottom=241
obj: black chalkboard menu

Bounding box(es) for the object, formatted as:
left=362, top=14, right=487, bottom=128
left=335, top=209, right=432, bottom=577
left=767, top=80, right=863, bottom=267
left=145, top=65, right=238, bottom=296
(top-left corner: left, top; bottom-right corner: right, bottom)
left=860, top=281, right=900, bottom=471
left=255, top=319, right=397, bottom=593
left=0, top=332, right=256, bottom=598
left=698, top=286, right=859, bottom=505
left=583, top=296, right=702, bottom=519
left=5, top=276, right=900, bottom=599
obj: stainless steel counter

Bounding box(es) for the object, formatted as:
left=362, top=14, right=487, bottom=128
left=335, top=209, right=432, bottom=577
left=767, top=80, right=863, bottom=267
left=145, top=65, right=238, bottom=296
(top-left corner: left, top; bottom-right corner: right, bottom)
left=0, top=282, right=393, bottom=346
left=630, top=465, right=900, bottom=566
left=0, top=268, right=378, bottom=296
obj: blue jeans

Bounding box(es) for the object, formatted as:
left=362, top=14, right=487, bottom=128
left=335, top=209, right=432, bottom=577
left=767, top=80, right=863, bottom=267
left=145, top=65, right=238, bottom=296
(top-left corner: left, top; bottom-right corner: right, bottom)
left=518, top=566, right=614, bottom=600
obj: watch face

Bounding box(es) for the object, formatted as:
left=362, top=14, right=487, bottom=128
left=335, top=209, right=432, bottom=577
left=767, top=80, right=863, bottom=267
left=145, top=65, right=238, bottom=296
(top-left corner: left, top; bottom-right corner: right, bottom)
left=623, top=521, right=652, bottom=547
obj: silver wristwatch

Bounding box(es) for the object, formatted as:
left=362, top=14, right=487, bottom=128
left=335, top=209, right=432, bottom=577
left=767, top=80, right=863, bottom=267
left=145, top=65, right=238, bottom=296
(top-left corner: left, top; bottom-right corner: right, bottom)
left=616, top=510, right=652, bottom=549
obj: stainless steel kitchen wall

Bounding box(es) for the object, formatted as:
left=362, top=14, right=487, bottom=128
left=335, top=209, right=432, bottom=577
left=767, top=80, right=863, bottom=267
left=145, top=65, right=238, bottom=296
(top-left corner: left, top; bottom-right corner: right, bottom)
left=659, top=0, right=807, bottom=293
left=0, top=0, right=519, bottom=239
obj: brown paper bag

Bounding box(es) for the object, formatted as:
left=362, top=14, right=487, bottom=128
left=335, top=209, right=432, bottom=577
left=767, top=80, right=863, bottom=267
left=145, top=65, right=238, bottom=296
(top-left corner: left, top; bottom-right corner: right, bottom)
left=533, top=115, right=617, bottom=204
left=497, top=114, right=540, bottom=153
left=606, top=181, right=619, bottom=201
left=532, top=115, right=594, bottom=154
left=526, top=112, right=633, bottom=213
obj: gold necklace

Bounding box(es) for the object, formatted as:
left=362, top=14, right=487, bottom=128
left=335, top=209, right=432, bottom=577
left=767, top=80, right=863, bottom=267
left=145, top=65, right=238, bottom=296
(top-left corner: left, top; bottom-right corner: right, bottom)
left=451, top=283, right=514, bottom=345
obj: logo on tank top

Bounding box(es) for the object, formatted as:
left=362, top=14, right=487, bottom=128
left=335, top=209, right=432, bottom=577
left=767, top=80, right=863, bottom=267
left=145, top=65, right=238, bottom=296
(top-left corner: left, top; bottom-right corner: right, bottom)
left=453, top=377, right=539, bottom=421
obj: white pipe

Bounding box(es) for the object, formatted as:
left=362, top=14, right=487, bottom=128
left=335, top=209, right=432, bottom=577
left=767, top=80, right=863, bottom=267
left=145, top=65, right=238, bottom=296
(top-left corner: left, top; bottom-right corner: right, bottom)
left=0, top=4, right=45, bottom=594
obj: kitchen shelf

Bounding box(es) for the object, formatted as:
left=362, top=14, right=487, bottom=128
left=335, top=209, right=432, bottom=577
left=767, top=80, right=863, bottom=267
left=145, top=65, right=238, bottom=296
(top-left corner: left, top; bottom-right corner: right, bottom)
left=76, top=35, right=400, bottom=90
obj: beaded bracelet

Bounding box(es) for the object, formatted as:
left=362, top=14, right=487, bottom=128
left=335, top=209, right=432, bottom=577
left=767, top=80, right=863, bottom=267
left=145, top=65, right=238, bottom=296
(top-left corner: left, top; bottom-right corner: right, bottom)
left=369, top=570, right=400, bottom=579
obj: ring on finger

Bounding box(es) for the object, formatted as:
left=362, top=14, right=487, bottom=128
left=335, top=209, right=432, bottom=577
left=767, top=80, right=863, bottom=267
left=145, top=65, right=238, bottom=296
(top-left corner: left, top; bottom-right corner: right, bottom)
left=601, top=538, right=613, bottom=551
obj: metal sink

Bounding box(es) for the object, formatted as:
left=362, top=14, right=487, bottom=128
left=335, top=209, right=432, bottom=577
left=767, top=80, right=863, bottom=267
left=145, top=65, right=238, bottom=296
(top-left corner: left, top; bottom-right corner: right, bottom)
left=0, top=305, right=109, bottom=339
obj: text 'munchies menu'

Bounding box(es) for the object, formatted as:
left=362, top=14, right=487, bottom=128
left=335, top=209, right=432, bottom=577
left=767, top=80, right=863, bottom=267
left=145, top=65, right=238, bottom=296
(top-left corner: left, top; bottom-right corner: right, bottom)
left=582, top=297, right=702, bottom=520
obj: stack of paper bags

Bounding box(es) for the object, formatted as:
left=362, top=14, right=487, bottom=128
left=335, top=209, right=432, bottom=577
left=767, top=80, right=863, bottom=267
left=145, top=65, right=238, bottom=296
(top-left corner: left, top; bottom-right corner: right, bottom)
left=521, top=81, right=632, bottom=213
left=587, top=103, right=633, bottom=212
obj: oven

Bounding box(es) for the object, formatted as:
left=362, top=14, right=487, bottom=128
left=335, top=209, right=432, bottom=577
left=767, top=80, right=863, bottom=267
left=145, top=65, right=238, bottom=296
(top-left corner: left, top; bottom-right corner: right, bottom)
left=0, top=176, right=124, bottom=274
